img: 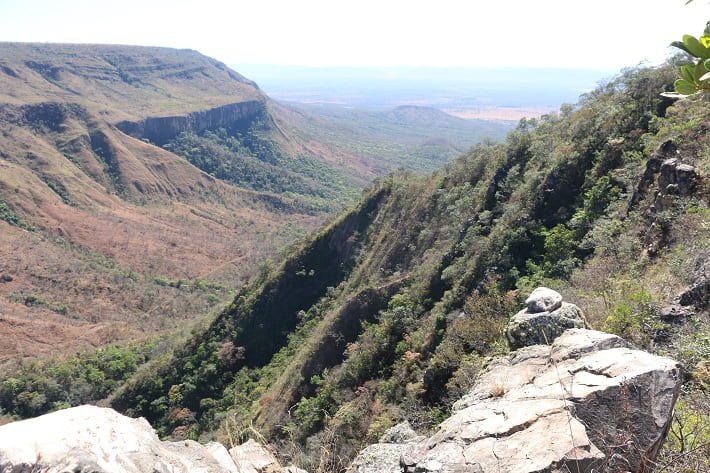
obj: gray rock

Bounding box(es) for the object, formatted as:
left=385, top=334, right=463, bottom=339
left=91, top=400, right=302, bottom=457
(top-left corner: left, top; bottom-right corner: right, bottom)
left=0, top=405, right=237, bottom=473
left=351, top=329, right=681, bottom=473
left=659, top=158, right=697, bottom=196
left=525, top=286, right=563, bottom=313
left=0, top=406, right=309, bottom=473
left=347, top=422, right=425, bottom=473
left=379, top=420, right=420, bottom=443
left=506, top=301, right=586, bottom=349
left=229, top=439, right=282, bottom=473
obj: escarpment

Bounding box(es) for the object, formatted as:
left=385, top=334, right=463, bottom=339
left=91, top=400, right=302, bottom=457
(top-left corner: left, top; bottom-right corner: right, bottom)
left=115, top=99, right=267, bottom=145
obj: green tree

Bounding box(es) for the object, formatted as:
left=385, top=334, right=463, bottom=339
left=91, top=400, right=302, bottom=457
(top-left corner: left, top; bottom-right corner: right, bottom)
left=664, top=20, right=710, bottom=97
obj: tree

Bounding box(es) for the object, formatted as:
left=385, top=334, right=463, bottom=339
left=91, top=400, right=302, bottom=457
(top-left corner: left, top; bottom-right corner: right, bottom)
left=663, top=20, right=710, bottom=97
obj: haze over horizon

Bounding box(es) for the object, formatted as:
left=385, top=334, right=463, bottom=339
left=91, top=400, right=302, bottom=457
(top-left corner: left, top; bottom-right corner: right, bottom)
left=0, top=0, right=707, bottom=70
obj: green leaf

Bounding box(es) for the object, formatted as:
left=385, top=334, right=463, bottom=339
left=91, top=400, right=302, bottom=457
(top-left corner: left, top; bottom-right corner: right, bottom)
left=671, top=40, right=693, bottom=55
left=695, top=61, right=709, bottom=81
left=680, top=64, right=696, bottom=83
left=674, top=79, right=698, bottom=95
left=683, top=34, right=710, bottom=59
left=705, top=58, right=710, bottom=70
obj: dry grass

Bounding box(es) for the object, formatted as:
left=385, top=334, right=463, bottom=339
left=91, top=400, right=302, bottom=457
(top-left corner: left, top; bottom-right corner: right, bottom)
left=0, top=106, right=320, bottom=364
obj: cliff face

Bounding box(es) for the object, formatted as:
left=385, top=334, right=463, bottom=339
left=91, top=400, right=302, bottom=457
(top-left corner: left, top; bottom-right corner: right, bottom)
left=116, top=99, right=267, bottom=145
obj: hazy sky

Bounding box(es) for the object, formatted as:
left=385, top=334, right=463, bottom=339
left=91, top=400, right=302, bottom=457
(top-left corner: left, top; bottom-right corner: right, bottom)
left=0, top=0, right=707, bottom=69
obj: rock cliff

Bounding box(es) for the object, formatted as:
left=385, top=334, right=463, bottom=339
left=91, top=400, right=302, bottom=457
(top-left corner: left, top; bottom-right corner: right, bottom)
left=116, top=100, right=267, bottom=146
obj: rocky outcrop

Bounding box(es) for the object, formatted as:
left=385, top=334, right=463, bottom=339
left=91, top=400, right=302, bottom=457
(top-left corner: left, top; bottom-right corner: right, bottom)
left=0, top=405, right=306, bottom=473
left=661, top=256, right=709, bottom=321
left=347, top=422, right=425, bottom=473
left=116, top=99, right=266, bottom=145
left=506, top=287, right=586, bottom=349
left=351, top=328, right=681, bottom=473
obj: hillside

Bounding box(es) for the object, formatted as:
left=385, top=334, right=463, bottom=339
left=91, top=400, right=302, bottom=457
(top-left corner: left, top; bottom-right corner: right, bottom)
left=0, top=43, right=261, bottom=121
left=0, top=44, right=509, bottom=373
left=0, top=43, right=334, bottom=365
left=272, top=103, right=512, bottom=175
left=109, top=63, right=708, bottom=471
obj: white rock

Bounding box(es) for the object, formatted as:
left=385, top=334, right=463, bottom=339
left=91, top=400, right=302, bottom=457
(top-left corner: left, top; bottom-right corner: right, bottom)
left=525, top=286, right=563, bottom=313
left=0, top=405, right=238, bottom=473
left=229, top=439, right=282, bottom=473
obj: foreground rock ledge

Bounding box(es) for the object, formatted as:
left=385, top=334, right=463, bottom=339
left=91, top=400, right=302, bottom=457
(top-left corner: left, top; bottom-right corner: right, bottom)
left=350, top=329, right=681, bottom=473
left=0, top=405, right=303, bottom=473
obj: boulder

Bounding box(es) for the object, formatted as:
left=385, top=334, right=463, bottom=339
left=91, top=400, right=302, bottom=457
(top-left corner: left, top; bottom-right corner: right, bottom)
left=229, top=439, right=282, bottom=473
left=0, top=405, right=233, bottom=473
left=349, top=329, right=681, bottom=473
left=525, top=286, right=563, bottom=313
left=506, top=299, right=586, bottom=349
left=659, top=158, right=697, bottom=197
left=0, top=405, right=309, bottom=473
left=346, top=422, right=425, bottom=473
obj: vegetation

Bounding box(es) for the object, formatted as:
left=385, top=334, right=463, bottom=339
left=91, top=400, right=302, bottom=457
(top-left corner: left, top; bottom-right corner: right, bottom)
left=665, top=21, right=710, bottom=97
left=164, top=122, right=357, bottom=213
left=108, top=60, right=708, bottom=471
left=0, top=38, right=707, bottom=473
left=0, top=341, right=157, bottom=419
left=0, top=200, right=33, bottom=231
left=279, top=103, right=512, bottom=175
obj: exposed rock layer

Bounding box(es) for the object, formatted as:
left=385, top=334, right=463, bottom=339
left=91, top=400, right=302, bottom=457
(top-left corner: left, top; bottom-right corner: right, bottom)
left=350, top=329, right=681, bottom=473
left=116, top=100, right=266, bottom=145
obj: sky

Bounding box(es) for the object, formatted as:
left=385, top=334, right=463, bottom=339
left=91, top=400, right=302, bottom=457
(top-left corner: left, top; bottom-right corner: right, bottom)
left=0, top=0, right=707, bottom=69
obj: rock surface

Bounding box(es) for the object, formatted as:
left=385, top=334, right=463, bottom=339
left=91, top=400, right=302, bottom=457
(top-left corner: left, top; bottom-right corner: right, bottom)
left=0, top=405, right=305, bottom=473
left=506, top=295, right=586, bottom=349
left=525, top=286, right=563, bottom=313
left=347, top=422, right=425, bottom=473
left=350, top=329, right=681, bottom=473
left=229, top=439, right=282, bottom=473
left=116, top=100, right=265, bottom=146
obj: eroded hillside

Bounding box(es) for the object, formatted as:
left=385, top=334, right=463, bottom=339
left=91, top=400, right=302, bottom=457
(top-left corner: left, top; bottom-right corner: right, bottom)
left=0, top=44, right=328, bottom=363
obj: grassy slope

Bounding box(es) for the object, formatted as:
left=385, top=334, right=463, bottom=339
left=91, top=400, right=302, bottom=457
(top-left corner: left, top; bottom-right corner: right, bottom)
left=0, top=43, right=512, bottom=418
left=0, top=43, right=260, bottom=121
left=0, top=44, right=323, bottom=364
left=112, top=63, right=709, bottom=471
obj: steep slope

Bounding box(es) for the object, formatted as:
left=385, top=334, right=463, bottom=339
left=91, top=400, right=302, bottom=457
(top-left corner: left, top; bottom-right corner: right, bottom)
left=111, top=63, right=708, bottom=470
left=0, top=44, right=328, bottom=364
